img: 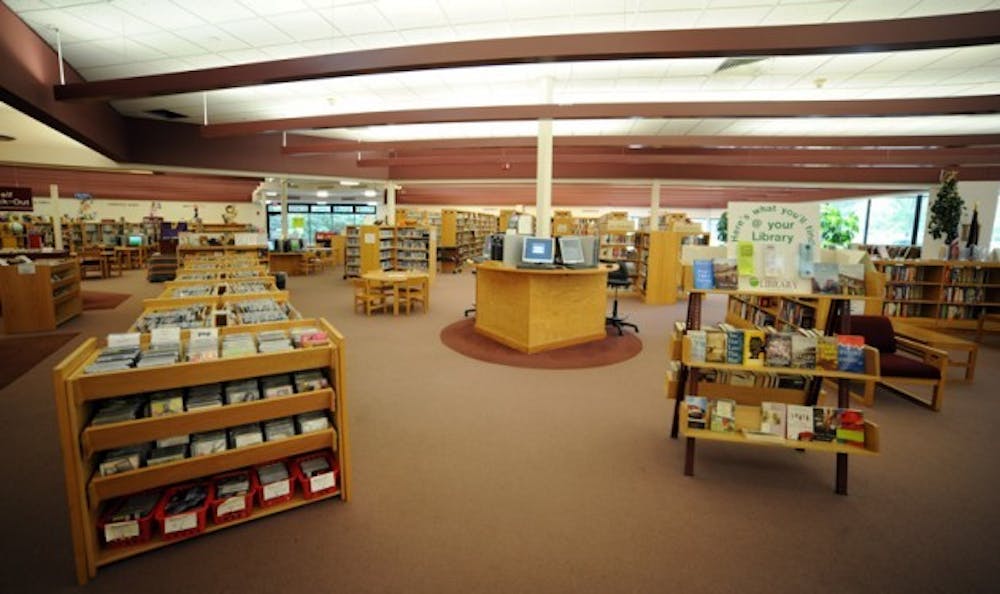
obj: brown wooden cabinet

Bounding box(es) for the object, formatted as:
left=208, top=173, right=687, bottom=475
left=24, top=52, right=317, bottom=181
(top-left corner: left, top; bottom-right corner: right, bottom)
left=0, top=258, right=82, bottom=333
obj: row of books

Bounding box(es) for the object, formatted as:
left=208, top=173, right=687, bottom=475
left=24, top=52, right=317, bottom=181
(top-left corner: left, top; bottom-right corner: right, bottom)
left=698, top=369, right=808, bottom=390
left=688, top=324, right=866, bottom=372
left=777, top=300, right=817, bottom=329
left=884, top=285, right=924, bottom=300
left=881, top=264, right=922, bottom=282
left=943, top=286, right=985, bottom=304
left=941, top=304, right=986, bottom=319
left=693, top=258, right=866, bottom=296
left=692, top=259, right=738, bottom=290
left=881, top=302, right=926, bottom=317
left=948, top=267, right=989, bottom=284
left=684, top=397, right=866, bottom=447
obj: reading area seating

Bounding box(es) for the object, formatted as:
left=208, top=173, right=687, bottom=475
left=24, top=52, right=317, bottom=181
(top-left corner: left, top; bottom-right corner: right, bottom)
left=850, top=315, right=948, bottom=411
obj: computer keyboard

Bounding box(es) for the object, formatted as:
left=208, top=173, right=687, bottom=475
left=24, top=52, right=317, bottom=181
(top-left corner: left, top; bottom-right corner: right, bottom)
left=516, top=263, right=560, bottom=270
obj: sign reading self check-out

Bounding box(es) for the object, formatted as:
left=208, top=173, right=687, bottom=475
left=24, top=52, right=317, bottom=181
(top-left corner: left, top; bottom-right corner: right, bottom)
left=0, top=187, right=33, bottom=211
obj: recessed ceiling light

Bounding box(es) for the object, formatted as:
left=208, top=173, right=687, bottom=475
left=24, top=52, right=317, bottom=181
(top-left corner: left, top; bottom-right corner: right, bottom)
left=0, top=134, right=15, bottom=142
left=339, top=180, right=360, bottom=186
left=627, top=144, right=644, bottom=149
left=364, top=189, right=377, bottom=198
left=316, top=190, right=329, bottom=198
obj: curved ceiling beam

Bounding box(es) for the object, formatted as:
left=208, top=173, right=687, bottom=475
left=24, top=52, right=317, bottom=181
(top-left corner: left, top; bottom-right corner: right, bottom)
left=204, top=96, right=1000, bottom=138
left=54, top=11, right=1000, bottom=102
left=282, top=134, right=1000, bottom=154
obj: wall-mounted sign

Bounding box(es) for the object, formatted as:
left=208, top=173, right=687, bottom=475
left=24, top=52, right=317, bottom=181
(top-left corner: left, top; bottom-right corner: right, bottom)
left=74, top=192, right=92, bottom=200
left=0, top=187, right=33, bottom=211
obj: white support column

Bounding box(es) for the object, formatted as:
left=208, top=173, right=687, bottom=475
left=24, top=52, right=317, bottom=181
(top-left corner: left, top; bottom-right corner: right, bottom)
left=649, top=180, right=661, bottom=231
left=535, top=77, right=554, bottom=238
left=50, top=184, right=63, bottom=251
left=386, top=182, right=396, bottom=225
left=280, top=179, right=289, bottom=241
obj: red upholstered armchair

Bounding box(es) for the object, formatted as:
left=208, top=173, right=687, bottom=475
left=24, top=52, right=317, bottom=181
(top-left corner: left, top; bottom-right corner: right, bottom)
left=850, top=315, right=948, bottom=411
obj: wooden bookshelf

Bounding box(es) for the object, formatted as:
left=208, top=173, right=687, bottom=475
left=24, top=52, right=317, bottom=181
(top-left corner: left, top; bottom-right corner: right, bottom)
left=343, top=225, right=437, bottom=280
left=52, top=318, right=350, bottom=584
left=636, top=230, right=708, bottom=305
left=439, top=210, right=498, bottom=272
left=0, top=258, right=82, bottom=333
left=875, top=260, right=1000, bottom=330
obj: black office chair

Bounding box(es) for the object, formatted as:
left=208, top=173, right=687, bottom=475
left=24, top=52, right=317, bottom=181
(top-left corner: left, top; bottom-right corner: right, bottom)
left=606, top=261, right=638, bottom=335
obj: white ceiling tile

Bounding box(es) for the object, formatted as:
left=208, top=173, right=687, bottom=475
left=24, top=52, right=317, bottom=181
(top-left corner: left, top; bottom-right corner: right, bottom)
left=507, top=17, right=578, bottom=36
left=114, top=1, right=205, bottom=30
left=438, top=0, right=508, bottom=24
left=941, top=67, right=1000, bottom=84
left=764, top=55, right=832, bottom=74
left=399, top=27, right=458, bottom=45
left=64, top=3, right=161, bottom=35
left=701, top=76, right=754, bottom=90
left=218, top=19, right=293, bottom=47
left=299, top=37, right=359, bottom=54
left=708, top=0, right=777, bottom=7
left=4, top=0, right=49, bottom=9
left=257, top=43, right=317, bottom=60
left=571, top=13, right=627, bottom=32
left=174, top=25, right=251, bottom=52
left=743, top=74, right=802, bottom=89
left=924, top=44, right=1000, bottom=69
left=351, top=31, right=408, bottom=50
left=181, top=54, right=235, bottom=69
left=902, top=0, right=995, bottom=17
left=615, top=59, right=671, bottom=78
left=665, top=58, right=726, bottom=76
left=171, top=0, right=257, bottom=22
left=687, top=119, right=734, bottom=135
left=503, top=0, right=570, bottom=19
left=60, top=42, right=131, bottom=69
left=218, top=48, right=273, bottom=65
left=760, top=2, right=843, bottom=24
left=694, top=6, right=772, bottom=26
left=660, top=76, right=711, bottom=90
left=129, top=32, right=208, bottom=58
left=626, top=10, right=701, bottom=30
left=326, top=2, right=395, bottom=34
left=21, top=11, right=116, bottom=43
left=375, top=0, right=450, bottom=29
left=267, top=10, right=340, bottom=41
left=572, top=0, right=627, bottom=15
left=452, top=22, right=514, bottom=40
left=837, top=72, right=902, bottom=88
left=239, top=0, right=309, bottom=16
left=827, top=0, right=921, bottom=22
left=636, top=0, right=707, bottom=8
left=656, top=119, right=701, bottom=135
left=863, top=47, right=953, bottom=71
left=815, top=52, right=889, bottom=73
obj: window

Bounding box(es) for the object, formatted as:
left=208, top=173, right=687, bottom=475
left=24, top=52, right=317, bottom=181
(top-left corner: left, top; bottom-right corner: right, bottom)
left=266, top=203, right=374, bottom=242
left=865, top=195, right=920, bottom=245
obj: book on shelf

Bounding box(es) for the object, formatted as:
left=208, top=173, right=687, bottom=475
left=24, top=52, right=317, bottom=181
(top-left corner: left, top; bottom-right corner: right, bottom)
left=712, top=258, right=738, bottom=290
left=836, top=335, right=866, bottom=373
left=812, top=263, right=840, bottom=294
left=722, top=325, right=744, bottom=365
left=744, top=329, right=765, bottom=367
left=760, top=402, right=786, bottom=438
left=705, top=329, right=727, bottom=363
left=786, top=404, right=815, bottom=441
left=763, top=332, right=792, bottom=367
left=812, top=407, right=839, bottom=442
left=790, top=333, right=817, bottom=369
left=693, top=259, right=715, bottom=289
left=836, top=409, right=866, bottom=447
left=688, top=330, right=707, bottom=363
left=710, top=398, right=737, bottom=432
left=685, top=396, right=709, bottom=429
left=816, top=335, right=839, bottom=370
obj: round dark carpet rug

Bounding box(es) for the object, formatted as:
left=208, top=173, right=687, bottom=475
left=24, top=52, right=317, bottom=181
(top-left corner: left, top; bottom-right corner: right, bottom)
left=440, top=318, right=642, bottom=369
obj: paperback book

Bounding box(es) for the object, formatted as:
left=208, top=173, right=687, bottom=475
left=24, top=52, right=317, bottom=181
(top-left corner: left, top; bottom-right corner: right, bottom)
left=837, top=335, right=866, bottom=373
left=712, top=258, right=738, bottom=290
left=760, top=402, right=786, bottom=438
left=812, top=407, right=839, bottom=442
left=710, top=398, right=737, bottom=433
left=705, top=330, right=727, bottom=363
left=763, top=332, right=792, bottom=367
left=836, top=409, right=866, bottom=447
left=725, top=327, right=744, bottom=364
left=743, top=330, right=766, bottom=367
left=816, top=335, right=839, bottom=370
left=786, top=404, right=815, bottom=441
left=693, top=259, right=715, bottom=290
left=685, top=396, right=709, bottom=430
left=790, top=333, right=817, bottom=369
left=688, top=330, right=707, bottom=363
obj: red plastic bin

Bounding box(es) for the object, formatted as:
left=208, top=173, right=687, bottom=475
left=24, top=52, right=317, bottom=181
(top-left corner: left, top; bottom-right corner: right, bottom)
left=255, top=460, right=295, bottom=508
left=293, top=451, right=340, bottom=500
left=155, top=482, right=211, bottom=541
left=97, top=491, right=160, bottom=548
left=210, top=470, right=258, bottom=525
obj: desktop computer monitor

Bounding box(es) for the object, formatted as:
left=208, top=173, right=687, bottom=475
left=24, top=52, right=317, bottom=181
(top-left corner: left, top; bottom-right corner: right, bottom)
left=127, top=235, right=143, bottom=247
left=521, top=236, right=555, bottom=265
left=557, top=236, right=585, bottom=265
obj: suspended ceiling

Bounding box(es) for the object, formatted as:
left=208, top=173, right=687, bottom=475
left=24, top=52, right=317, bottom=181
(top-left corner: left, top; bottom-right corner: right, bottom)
left=1, top=0, right=1000, bottom=207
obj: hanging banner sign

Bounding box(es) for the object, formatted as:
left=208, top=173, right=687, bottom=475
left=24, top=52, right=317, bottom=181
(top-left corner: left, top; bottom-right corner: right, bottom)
left=0, top=187, right=33, bottom=211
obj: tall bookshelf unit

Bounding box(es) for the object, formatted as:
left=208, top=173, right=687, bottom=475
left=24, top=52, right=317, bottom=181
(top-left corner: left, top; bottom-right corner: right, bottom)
left=875, top=260, right=1000, bottom=330
left=439, top=210, right=498, bottom=273
left=636, top=229, right=709, bottom=305
left=0, top=258, right=82, bottom=333
left=343, top=225, right=437, bottom=280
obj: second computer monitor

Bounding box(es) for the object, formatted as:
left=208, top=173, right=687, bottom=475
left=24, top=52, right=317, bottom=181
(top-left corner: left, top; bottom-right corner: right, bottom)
left=521, top=236, right=555, bottom=264
left=558, top=236, right=585, bottom=265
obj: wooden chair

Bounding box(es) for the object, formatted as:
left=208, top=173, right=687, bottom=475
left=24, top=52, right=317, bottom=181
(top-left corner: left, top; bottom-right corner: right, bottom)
left=353, top=278, right=392, bottom=316
left=850, top=315, right=948, bottom=411
left=975, top=312, right=1000, bottom=342
left=399, top=276, right=428, bottom=314
left=79, top=247, right=107, bottom=279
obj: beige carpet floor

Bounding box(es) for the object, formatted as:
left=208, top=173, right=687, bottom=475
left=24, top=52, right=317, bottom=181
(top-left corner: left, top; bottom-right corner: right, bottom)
left=1, top=266, right=998, bottom=594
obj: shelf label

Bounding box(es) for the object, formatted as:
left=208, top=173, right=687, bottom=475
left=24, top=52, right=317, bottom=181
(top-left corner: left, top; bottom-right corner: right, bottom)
left=190, top=327, right=219, bottom=341
left=16, top=261, right=36, bottom=275
left=364, top=233, right=376, bottom=244
left=103, top=520, right=139, bottom=542
left=164, top=512, right=198, bottom=534
left=216, top=496, right=246, bottom=516
left=309, top=471, right=336, bottom=493
left=263, top=479, right=290, bottom=501
left=150, top=327, right=181, bottom=347
left=107, top=332, right=141, bottom=348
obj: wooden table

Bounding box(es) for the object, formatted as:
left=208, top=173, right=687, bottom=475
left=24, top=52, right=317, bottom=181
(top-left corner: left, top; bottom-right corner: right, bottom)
left=114, top=246, right=141, bottom=270
left=892, top=320, right=978, bottom=381
left=474, top=261, right=612, bottom=353
left=362, top=270, right=430, bottom=316
left=269, top=252, right=308, bottom=276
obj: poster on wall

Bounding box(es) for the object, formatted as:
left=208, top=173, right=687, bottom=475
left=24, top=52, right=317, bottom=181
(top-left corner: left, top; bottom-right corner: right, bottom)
left=0, top=187, right=33, bottom=211
left=727, top=202, right=820, bottom=294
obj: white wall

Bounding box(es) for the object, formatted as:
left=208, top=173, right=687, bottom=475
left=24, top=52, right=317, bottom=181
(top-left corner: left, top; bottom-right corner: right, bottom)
left=18, top=195, right=267, bottom=232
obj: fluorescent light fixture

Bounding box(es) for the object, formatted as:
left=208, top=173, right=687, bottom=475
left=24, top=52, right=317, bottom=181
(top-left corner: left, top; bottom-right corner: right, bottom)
left=364, top=189, right=377, bottom=197
left=627, top=144, right=644, bottom=149
left=339, top=180, right=360, bottom=186
left=316, top=190, right=329, bottom=198
left=316, top=201, right=327, bottom=205
left=265, top=191, right=278, bottom=197
left=366, top=201, right=377, bottom=206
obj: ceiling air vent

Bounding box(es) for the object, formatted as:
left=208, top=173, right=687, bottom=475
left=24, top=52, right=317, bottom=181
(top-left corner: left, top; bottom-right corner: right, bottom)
left=144, top=108, right=187, bottom=120
left=714, top=57, right=769, bottom=74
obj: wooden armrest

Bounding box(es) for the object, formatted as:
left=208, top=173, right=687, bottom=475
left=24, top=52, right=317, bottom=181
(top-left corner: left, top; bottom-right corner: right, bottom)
left=895, top=337, right=949, bottom=368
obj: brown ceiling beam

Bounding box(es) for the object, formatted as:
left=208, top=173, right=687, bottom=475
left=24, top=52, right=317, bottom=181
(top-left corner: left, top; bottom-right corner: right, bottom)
left=283, top=133, right=1000, bottom=154
left=54, top=11, right=1000, bottom=102
left=206, top=96, right=1000, bottom=138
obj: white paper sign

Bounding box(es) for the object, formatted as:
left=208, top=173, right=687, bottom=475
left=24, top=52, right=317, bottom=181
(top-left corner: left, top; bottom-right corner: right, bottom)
left=164, top=512, right=198, bottom=534
left=16, top=261, right=36, bottom=275
left=150, top=327, right=181, bottom=346
left=216, top=496, right=246, bottom=516
left=263, top=479, right=290, bottom=501
left=364, top=233, right=376, bottom=245
left=309, top=471, right=336, bottom=493
left=103, top=520, right=139, bottom=542
left=190, top=328, right=219, bottom=341
left=107, top=333, right=141, bottom=347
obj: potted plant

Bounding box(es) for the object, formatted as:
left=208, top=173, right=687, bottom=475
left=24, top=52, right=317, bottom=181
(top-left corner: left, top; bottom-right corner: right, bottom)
left=820, top=204, right=859, bottom=248
left=928, top=170, right=965, bottom=257
left=716, top=211, right=728, bottom=242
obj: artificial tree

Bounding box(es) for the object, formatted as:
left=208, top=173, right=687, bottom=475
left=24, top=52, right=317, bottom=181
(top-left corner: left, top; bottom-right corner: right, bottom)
left=928, top=169, right=964, bottom=245
left=716, top=211, right=728, bottom=242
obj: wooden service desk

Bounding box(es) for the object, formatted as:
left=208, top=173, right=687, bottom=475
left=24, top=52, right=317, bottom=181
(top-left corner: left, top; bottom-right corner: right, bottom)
left=474, top=261, right=612, bottom=353
left=268, top=252, right=308, bottom=276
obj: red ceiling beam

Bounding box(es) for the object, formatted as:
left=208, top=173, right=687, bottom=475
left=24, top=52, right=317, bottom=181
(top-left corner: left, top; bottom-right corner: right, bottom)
left=204, top=95, right=1000, bottom=138
left=54, top=11, right=1000, bottom=102
left=282, top=134, right=1000, bottom=154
